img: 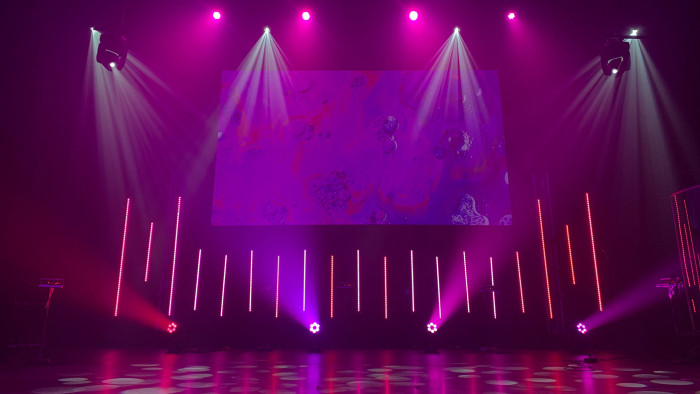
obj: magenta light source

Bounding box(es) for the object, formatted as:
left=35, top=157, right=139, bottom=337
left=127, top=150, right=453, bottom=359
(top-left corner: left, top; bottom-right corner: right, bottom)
left=302, top=249, right=306, bottom=312
left=357, top=250, right=361, bottom=312
left=193, top=249, right=202, bottom=311
left=248, top=250, right=253, bottom=312
left=301, top=11, right=310, bottom=21
left=436, top=256, right=442, bottom=319
left=219, top=255, right=227, bottom=317
left=309, top=322, right=320, bottom=334
left=490, top=257, right=497, bottom=319
left=167, top=322, right=177, bottom=334
left=409, top=10, right=418, bottom=21
left=516, top=251, right=525, bottom=314
left=586, top=193, right=603, bottom=311
left=410, top=250, right=415, bottom=312
left=384, top=256, right=388, bottom=320
left=507, top=12, right=516, bottom=20
left=275, top=256, right=280, bottom=318
left=463, top=251, right=471, bottom=313
left=167, top=196, right=182, bottom=317
left=537, top=199, right=554, bottom=319
left=565, top=224, right=576, bottom=285
left=114, top=198, right=130, bottom=317
left=330, top=255, right=334, bottom=318
left=144, top=222, right=153, bottom=282
left=427, top=322, right=438, bottom=334
left=577, top=322, right=588, bottom=334
left=212, top=11, right=221, bottom=20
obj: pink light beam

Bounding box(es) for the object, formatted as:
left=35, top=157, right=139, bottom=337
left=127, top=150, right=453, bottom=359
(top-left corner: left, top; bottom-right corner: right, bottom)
left=193, top=249, right=202, bottom=311
left=220, top=255, right=227, bottom=317
left=144, top=222, right=153, bottom=282
left=586, top=193, right=603, bottom=311
left=167, top=196, right=182, bottom=317
left=114, top=198, right=130, bottom=317
left=463, top=251, right=471, bottom=313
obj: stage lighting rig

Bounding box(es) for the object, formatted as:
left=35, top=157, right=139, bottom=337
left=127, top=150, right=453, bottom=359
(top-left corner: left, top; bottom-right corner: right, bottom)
left=309, top=322, right=320, bottom=334
left=600, top=37, right=630, bottom=76
left=96, top=32, right=128, bottom=71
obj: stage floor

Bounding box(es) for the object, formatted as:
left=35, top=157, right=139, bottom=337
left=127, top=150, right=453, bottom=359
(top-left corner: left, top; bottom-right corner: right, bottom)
left=2, top=348, right=698, bottom=393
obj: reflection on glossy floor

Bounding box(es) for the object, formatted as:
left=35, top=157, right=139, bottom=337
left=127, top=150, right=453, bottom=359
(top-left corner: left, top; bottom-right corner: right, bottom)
left=2, top=349, right=699, bottom=393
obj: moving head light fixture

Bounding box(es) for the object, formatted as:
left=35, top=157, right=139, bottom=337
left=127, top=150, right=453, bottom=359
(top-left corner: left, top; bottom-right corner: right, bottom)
left=96, top=32, right=128, bottom=71
left=600, top=38, right=630, bottom=76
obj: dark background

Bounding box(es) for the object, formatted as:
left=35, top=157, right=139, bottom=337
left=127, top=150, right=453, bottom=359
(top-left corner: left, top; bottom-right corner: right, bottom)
left=1, top=0, right=698, bottom=351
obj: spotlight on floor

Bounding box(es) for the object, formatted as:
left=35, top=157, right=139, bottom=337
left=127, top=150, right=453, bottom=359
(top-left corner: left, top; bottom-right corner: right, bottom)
left=427, top=322, right=438, bottom=334
left=302, top=11, right=310, bottom=21
left=212, top=11, right=221, bottom=20
left=309, top=322, right=320, bottom=334
left=577, top=322, right=588, bottom=334
left=96, top=32, right=128, bottom=71
left=507, top=12, right=516, bottom=20
left=167, top=322, right=178, bottom=334
left=409, top=10, right=418, bottom=21
left=600, top=38, right=630, bottom=76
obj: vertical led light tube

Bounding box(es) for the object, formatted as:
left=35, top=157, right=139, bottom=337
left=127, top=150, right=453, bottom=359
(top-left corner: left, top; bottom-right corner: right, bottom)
left=220, top=255, right=228, bottom=317
left=168, top=196, right=182, bottom=317
left=516, top=251, right=525, bottom=314
left=248, top=250, right=253, bottom=312
left=302, top=249, right=306, bottom=312
left=537, top=199, right=554, bottom=319
left=114, top=198, right=130, bottom=317
left=674, top=196, right=691, bottom=287
left=463, top=251, right=471, bottom=313
left=683, top=200, right=699, bottom=285
left=357, top=250, right=360, bottom=312
left=330, top=255, right=334, bottom=318
left=565, top=225, right=576, bottom=285
left=144, top=222, right=153, bottom=282
left=384, top=256, right=388, bottom=320
left=684, top=225, right=697, bottom=285
left=410, top=250, right=415, bottom=313
left=490, top=257, right=496, bottom=319
left=436, top=256, right=442, bottom=319
left=275, top=256, right=280, bottom=318
left=193, top=249, right=202, bottom=311
left=586, top=193, right=603, bottom=312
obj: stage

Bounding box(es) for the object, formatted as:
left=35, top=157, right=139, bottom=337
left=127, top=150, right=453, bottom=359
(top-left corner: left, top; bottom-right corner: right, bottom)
left=3, top=349, right=698, bottom=393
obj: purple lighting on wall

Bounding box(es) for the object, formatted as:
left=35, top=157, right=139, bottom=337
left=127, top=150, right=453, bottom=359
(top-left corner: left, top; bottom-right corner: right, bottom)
left=586, top=193, right=603, bottom=311
left=409, top=10, right=418, bottom=21
left=193, top=249, right=202, bottom=311
left=463, top=251, right=471, bottom=313
left=357, top=250, right=360, bottom=312
left=490, top=257, right=497, bottom=319
left=144, top=222, right=153, bottom=282
left=114, top=198, right=130, bottom=317
left=410, top=250, right=415, bottom=312
left=168, top=196, right=182, bottom=317
left=427, top=322, right=437, bottom=334
left=220, top=255, right=228, bottom=317
left=309, top=322, right=320, bottom=334
left=436, top=256, right=442, bottom=319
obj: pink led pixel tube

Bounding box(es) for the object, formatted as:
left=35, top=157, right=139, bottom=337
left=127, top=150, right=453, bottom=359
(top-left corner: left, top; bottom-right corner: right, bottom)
left=167, top=196, right=182, bottom=317
left=114, top=198, right=130, bottom=317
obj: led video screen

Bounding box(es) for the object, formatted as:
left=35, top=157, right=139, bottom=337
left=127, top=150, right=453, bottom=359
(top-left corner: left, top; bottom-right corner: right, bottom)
left=213, top=71, right=511, bottom=225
